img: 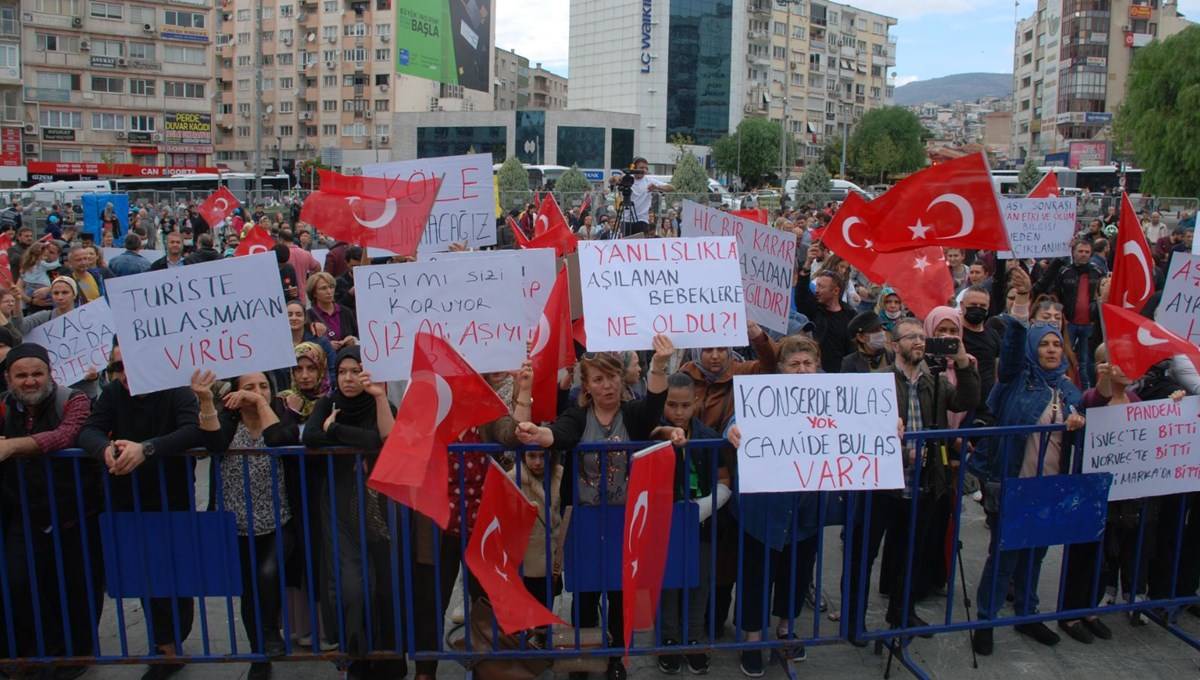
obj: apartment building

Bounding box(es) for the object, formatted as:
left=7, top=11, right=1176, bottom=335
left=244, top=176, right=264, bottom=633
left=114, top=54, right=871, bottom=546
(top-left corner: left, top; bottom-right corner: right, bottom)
left=22, top=0, right=216, bottom=179
left=495, top=47, right=568, bottom=112
left=1011, top=0, right=1192, bottom=165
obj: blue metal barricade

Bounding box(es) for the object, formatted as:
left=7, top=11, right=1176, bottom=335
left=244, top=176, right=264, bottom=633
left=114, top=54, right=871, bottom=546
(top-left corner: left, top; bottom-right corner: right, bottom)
left=0, top=429, right=1195, bottom=678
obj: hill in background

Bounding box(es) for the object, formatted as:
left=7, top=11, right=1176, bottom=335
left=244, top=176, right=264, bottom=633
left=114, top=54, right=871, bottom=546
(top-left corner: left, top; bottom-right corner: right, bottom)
left=894, top=73, right=1013, bottom=106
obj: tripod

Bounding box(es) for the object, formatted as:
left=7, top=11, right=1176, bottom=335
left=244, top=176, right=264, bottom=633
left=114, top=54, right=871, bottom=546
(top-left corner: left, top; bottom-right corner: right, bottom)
left=615, top=187, right=641, bottom=238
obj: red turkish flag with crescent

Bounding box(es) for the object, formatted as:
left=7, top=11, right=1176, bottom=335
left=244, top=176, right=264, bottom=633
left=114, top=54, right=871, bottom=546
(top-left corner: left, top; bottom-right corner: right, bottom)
left=1027, top=172, right=1060, bottom=199
left=1107, top=192, right=1156, bottom=313
left=465, top=462, right=567, bottom=634
left=530, top=268, right=574, bottom=424
left=864, top=153, right=1010, bottom=253
left=368, top=332, right=509, bottom=529
left=1102, top=304, right=1200, bottom=381
left=300, top=170, right=441, bottom=257
left=522, top=193, right=578, bottom=257
left=821, top=193, right=883, bottom=281
left=197, top=186, right=241, bottom=227
left=0, top=231, right=12, bottom=289
left=622, top=441, right=676, bottom=655
left=234, top=225, right=275, bottom=257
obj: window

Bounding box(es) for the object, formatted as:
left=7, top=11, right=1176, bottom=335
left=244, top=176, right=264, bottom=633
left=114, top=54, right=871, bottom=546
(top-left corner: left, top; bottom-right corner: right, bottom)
left=322, top=124, right=336, bottom=135
left=374, top=48, right=389, bottom=61
left=34, top=0, right=81, bottom=13
left=128, top=42, right=153, bottom=59
left=236, top=8, right=249, bottom=20
left=164, top=45, right=205, bottom=65
left=237, top=55, right=251, bottom=66
left=324, top=75, right=338, bottom=87
left=164, top=10, right=204, bottom=28
left=262, top=78, right=274, bottom=90
left=92, top=39, right=124, bottom=57
left=237, top=32, right=250, bottom=44
left=238, top=102, right=250, bottom=115
left=322, top=26, right=337, bottom=40
left=343, top=48, right=365, bottom=62
left=280, top=101, right=294, bottom=113
left=36, top=33, right=77, bottom=52
left=130, top=79, right=155, bottom=95
left=376, top=0, right=389, bottom=9
left=279, top=4, right=293, bottom=17
left=128, top=4, right=153, bottom=24
left=344, top=23, right=366, bottom=36
left=262, top=31, right=273, bottom=43
left=237, top=126, right=250, bottom=137
left=323, top=0, right=337, bottom=12
left=373, top=99, right=388, bottom=111
left=129, top=115, right=155, bottom=131
left=342, top=99, right=366, bottom=111
left=260, top=6, right=272, bottom=19
left=277, top=53, right=293, bottom=65
left=90, top=1, right=123, bottom=19
left=37, top=72, right=73, bottom=91
left=773, top=46, right=786, bottom=60
left=375, top=124, right=389, bottom=136
left=374, top=74, right=390, bottom=86
left=320, top=49, right=336, bottom=62
left=280, top=125, right=293, bottom=136
left=280, top=77, right=294, bottom=89
left=40, top=109, right=82, bottom=128
left=280, top=29, right=293, bottom=43
left=322, top=99, right=337, bottom=111
left=91, top=76, right=124, bottom=93
left=341, top=123, right=365, bottom=136
left=773, top=21, right=786, bottom=35
left=91, top=112, right=123, bottom=130
left=237, top=78, right=250, bottom=91
left=219, top=104, right=232, bottom=114
left=262, top=55, right=274, bottom=66
left=375, top=23, right=390, bottom=37
left=164, top=81, right=205, bottom=98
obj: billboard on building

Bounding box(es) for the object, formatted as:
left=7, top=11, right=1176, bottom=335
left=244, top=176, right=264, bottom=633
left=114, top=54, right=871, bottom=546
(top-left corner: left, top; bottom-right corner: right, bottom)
left=0, top=128, right=20, bottom=167
left=396, top=0, right=491, bottom=92
left=163, top=112, right=213, bottom=149
left=1068, top=141, right=1109, bottom=169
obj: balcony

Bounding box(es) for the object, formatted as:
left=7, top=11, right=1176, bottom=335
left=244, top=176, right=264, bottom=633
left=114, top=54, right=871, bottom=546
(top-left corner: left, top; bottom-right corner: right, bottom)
left=24, top=87, right=70, bottom=103
left=747, top=29, right=769, bottom=44
left=749, top=2, right=770, bottom=16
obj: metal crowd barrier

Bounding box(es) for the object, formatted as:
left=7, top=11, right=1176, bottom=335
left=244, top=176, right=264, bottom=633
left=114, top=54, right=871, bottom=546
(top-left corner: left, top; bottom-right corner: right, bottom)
left=0, top=428, right=1196, bottom=679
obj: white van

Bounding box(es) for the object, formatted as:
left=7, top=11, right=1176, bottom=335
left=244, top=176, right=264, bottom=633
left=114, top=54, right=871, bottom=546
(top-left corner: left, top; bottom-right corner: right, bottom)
left=785, top=178, right=872, bottom=202
left=26, top=180, right=111, bottom=205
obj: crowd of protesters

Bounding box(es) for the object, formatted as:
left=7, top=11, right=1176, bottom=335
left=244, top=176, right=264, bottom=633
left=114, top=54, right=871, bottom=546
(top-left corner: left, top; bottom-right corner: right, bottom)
left=0, top=174, right=1194, bottom=680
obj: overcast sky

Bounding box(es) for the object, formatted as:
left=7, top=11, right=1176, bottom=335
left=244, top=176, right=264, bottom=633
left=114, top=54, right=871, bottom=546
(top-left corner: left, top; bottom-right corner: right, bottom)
left=496, top=0, right=1200, bottom=85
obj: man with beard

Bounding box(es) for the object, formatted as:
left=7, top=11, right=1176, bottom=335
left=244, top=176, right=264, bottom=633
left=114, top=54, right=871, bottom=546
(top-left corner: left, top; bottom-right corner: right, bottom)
left=0, top=343, right=101, bottom=679
left=78, top=342, right=205, bottom=680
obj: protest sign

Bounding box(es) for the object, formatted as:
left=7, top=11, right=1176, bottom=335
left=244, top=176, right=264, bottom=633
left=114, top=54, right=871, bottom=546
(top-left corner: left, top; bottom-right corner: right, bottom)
left=421, top=248, right=556, bottom=329
left=23, top=298, right=115, bottom=387
left=680, top=200, right=795, bottom=335
left=1082, top=396, right=1200, bottom=501
left=577, top=237, right=748, bottom=352
left=354, top=257, right=528, bottom=381
left=106, top=253, right=294, bottom=395
left=733, top=373, right=903, bottom=493
left=998, top=197, right=1077, bottom=259
left=360, top=153, right=496, bottom=252
left=1156, top=252, right=1200, bottom=345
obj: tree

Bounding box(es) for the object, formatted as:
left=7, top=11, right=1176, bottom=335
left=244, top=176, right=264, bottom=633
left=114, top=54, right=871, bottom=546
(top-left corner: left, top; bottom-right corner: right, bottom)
left=1016, top=160, right=1042, bottom=194
left=668, top=133, right=696, bottom=162
left=670, top=149, right=710, bottom=199
left=497, top=156, right=530, bottom=215
left=712, top=117, right=793, bottom=189
left=792, top=162, right=832, bottom=205
left=553, top=165, right=593, bottom=209
left=1115, top=25, right=1200, bottom=196
left=821, top=138, right=844, bottom=176
left=847, top=107, right=927, bottom=183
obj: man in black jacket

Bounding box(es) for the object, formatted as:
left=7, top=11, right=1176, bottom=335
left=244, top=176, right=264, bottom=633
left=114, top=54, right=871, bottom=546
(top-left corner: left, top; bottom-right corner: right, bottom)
left=183, top=233, right=221, bottom=265
left=77, top=343, right=205, bottom=680
left=795, top=245, right=856, bottom=373
left=0, top=344, right=100, bottom=678
left=1033, top=239, right=1103, bottom=388
left=841, top=311, right=894, bottom=373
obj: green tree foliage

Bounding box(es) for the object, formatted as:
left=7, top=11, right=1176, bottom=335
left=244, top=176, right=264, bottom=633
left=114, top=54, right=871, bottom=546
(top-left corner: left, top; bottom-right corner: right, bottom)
left=1016, top=160, right=1042, bottom=194
left=671, top=150, right=711, bottom=199
left=822, top=138, right=844, bottom=176
left=793, top=163, right=832, bottom=204
left=497, top=156, right=531, bottom=214
left=712, top=117, right=791, bottom=188
left=1115, top=25, right=1200, bottom=196
left=553, top=165, right=593, bottom=209
left=847, top=107, right=927, bottom=182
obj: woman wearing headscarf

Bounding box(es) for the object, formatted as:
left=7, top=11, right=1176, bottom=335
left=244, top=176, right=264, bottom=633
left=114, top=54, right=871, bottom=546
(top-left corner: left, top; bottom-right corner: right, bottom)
left=278, top=342, right=331, bottom=422
left=302, top=348, right=403, bottom=680
left=970, top=319, right=1085, bottom=656
left=17, top=276, right=77, bottom=335
left=193, top=370, right=299, bottom=680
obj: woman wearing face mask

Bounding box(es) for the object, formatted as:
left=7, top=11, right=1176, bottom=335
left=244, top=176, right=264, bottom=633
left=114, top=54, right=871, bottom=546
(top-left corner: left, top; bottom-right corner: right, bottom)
left=515, top=334, right=676, bottom=680
left=970, top=320, right=1085, bottom=656
left=193, top=370, right=298, bottom=680
left=842, top=312, right=893, bottom=373
left=875, top=288, right=906, bottom=334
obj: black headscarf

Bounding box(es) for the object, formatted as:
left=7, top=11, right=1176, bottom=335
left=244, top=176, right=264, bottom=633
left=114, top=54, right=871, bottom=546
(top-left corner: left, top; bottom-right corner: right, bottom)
left=331, top=346, right=376, bottom=424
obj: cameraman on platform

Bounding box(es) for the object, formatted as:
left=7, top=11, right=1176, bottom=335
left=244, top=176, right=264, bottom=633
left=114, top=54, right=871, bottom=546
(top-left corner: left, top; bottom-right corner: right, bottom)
left=608, top=157, right=674, bottom=237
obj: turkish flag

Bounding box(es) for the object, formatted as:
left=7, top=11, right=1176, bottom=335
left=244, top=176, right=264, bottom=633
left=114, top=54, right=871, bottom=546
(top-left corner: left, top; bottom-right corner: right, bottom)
left=1102, top=304, right=1200, bottom=381
left=820, top=192, right=882, bottom=281
left=234, top=225, right=275, bottom=257
left=509, top=216, right=532, bottom=248
left=465, top=462, right=567, bottom=634
left=0, top=231, right=12, bottom=288
left=864, top=153, right=1010, bottom=253
left=731, top=209, right=769, bottom=224
left=622, top=441, right=676, bottom=655
left=300, top=170, right=441, bottom=257
left=1107, top=193, right=1156, bottom=313
left=368, top=332, right=510, bottom=529
left=1027, top=172, right=1060, bottom=199
left=521, top=193, right=579, bottom=257
left=530, top=268, right=573, bottom=424
left=197, top=186, right=241, bottom=227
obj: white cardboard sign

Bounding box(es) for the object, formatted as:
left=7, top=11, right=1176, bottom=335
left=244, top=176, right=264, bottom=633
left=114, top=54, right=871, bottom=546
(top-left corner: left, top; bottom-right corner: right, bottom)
left=360, top=153, right=497, bottom=253
left=1156, top=252, right=1200, bottom=345
left=106, top=253, right=295, bottom=395
left=354, top=257, right=528, bottom=381
left=680, top=200, right=796, bottom=335
left=733, top=373, right=904, bottom=493
left=23, top=298, right=116, bottom=388
left=1083, top=396, right=1200, bottom=501
left=421, top=248, right=556, bottom=331
left=577, top=237, right=748, bottom=352
left=998, top=197, right=1077, bottom=259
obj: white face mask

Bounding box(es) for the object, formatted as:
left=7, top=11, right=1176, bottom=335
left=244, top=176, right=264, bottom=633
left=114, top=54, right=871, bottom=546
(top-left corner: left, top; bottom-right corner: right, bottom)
left=884, top=309, right=903, bottom=320
left=866, top=331, right=888, bottom=351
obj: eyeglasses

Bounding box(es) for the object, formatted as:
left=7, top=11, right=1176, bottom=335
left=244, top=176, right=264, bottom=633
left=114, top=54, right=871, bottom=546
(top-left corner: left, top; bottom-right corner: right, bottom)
left=897, top=333, right=926, bottom=343
left=106, top=361, right=124, bottom=375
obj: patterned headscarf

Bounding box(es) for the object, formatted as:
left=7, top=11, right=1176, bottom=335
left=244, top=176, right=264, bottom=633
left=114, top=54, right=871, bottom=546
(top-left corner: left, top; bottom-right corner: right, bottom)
left=277, top=341, right=329, bottom=418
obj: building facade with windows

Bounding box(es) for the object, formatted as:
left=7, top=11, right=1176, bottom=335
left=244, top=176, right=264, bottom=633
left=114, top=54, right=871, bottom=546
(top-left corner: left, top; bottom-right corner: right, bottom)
left=1011, top=0, right=1192, bottom=166
left=21, top=0, right=215, bottom=178
left=568, top=0, right=896, bottom=173
left=494, top=47, right=568, bottom=112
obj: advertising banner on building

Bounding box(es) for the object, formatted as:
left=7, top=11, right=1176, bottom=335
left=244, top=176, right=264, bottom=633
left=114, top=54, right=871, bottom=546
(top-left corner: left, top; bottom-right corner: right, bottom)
left=0, top=128, right=20, bottom=167
left=164, top=112, right=212, bottom=145
left=1068, top=140, right=1109, bottom=169
left=396, top=0, right=491, bottom=93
